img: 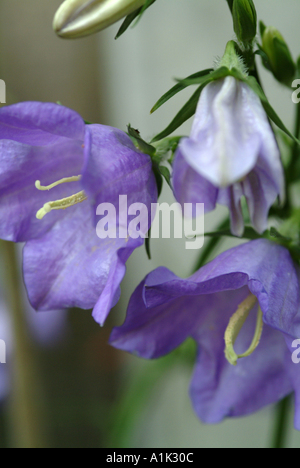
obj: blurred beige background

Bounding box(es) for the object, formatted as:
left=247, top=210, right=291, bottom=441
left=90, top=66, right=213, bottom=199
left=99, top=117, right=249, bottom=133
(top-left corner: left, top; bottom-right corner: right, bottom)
left=1, top=0, right=300, bottom=448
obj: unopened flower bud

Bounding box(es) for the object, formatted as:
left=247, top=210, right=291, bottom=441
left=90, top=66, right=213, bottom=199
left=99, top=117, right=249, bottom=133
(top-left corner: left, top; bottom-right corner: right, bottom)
left=262, top=26, right=296, bottom=86
left=53, top=0, right=146, bottom=38
left=232, top=0, right=257, bottom=46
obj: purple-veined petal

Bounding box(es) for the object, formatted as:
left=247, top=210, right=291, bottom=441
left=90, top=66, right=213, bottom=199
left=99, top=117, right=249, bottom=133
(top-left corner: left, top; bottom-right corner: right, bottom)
left=190, top=294, right=292, bottom=422
left=0, top=102, right=85, bottom=144
left=0, top=103, right=86, bottom=242
left=23, top=202, right=143, bottom=325
left=180, top=77, right=261, bottom=187
left=81, top=124, right=157, bottom=219
left=172, top=147, right=218, bottom=215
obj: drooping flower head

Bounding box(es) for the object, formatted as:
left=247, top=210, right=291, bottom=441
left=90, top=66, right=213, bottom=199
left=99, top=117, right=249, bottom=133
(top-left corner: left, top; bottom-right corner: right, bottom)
left=173, top=43, right=284, bottom=236
left=0, top=102, right=157, bottom=325
left=110, top=239, right=300, bottom=429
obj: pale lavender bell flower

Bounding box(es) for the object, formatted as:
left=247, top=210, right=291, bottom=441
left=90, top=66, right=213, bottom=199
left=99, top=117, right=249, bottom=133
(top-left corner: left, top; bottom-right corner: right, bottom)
left=173, top=76, right=284, bottom=236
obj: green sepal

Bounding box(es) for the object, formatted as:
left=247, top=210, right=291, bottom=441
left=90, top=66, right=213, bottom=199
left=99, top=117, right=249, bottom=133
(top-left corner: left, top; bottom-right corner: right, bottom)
left=255, top=44, right=272, bottom=71
left=158, top=165, right=172, bottom=189
left=127, top=124, right=156, bottom=156
left=261, top=26, right=296, bottom=87
left=115, top=0, right=156, bottom=39
left=152, top=136, right=181, bottom=165
left=150, top=69, right=213, bottom=114
left=152, top=163, right=163, bottom=198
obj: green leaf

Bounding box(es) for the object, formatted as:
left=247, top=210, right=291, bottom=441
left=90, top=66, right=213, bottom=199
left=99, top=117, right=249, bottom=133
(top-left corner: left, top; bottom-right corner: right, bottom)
left=152, top=164, right=163, bottom=198
left=205, top=226, right=262, bottom=241
left=259, top=20, right=267, bottom=38
left=145, top=232, right=151, bottom=260
left=151, top=84, right=204, bottom=142
left=158, top=165, right=172, bottom=189
left=193, top=218, right=229, bottom=272
left=115, top=0, right=156, bottom=39
left=135, top=0, right=157, bottom=24
left=177, top=66, right=229, bottom=87
left=255, top=44, right=271, bottom=71
left=150, top=69, right=213, bottom=114
left=115, top=10, right=140, bottom=39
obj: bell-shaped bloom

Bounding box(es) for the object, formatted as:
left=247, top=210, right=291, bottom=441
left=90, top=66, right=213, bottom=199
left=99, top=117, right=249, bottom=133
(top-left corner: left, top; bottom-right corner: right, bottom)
left=173, top=76, right=284, bottom=236
left=0, top=102, right=157, bottom=325
left=110, top=239, right=300, bottom=429
left=53, top=0, right=146, bottom=38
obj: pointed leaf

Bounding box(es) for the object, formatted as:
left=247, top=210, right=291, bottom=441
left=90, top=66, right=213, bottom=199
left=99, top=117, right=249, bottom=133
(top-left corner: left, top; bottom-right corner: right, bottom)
left=115, top=0, right=156, bottom=39
left=158, top=165, right=172, bottom=189
left=151, top=68, right=213, bottom=114
left=259, top=20, right=267, bottom=38
left=151, top=84, right=204, bottom=142
left=177, top=66, right=229, bottom=87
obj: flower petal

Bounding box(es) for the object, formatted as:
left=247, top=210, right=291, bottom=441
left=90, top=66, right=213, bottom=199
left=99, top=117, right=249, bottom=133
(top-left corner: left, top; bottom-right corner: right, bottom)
left=23, top=202, right=141, bottom=323
left=111, top=239, right=300, bottom=355
left=82, top=124, right=157, bottom=220
left=172, top=147, right=218, bottom=215
left=190, top=296, right=292, bottom=423
left=180, top=77, right=261, bottom=187
left=0, top=103, right=85, bottom=242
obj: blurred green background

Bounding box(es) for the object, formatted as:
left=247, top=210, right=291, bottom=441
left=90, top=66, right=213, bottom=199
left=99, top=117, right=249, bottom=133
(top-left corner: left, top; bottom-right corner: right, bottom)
left=0, top=0, right=300, bottom=448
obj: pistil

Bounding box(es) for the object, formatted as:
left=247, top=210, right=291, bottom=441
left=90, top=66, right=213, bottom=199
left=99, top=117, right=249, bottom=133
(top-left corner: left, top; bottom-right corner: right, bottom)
left=224, top=293, right=263, bottom=366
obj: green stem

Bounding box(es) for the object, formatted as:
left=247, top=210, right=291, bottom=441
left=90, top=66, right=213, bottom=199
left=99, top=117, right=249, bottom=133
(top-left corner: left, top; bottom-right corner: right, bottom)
left=1, top=241, right=48, bottom=448
left=289, top=102, right=300, bottom=181
left=193, top=218, right=229, bottom=272
left=271, top=395, right=291, bottom=449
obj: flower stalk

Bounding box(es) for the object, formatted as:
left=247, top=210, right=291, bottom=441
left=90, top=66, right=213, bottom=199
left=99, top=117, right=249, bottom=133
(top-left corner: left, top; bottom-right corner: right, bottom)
left=0, top=241, right=48, bottom=448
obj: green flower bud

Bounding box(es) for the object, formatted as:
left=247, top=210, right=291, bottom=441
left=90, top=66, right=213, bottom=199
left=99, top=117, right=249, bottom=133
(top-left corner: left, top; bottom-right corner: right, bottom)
left=232, top=0, right=257, bottom=46
left=53, top=0, right=146, bottom=38
left=262, top=26, right=296, bottom=86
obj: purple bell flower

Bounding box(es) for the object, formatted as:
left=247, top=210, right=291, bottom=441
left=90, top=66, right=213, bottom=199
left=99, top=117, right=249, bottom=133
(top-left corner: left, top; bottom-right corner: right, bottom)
left=110, top=239, right=300, bottom=429
left=0, top=102, right=157, bottom=325
left=173, top=76, right=284, bottom=236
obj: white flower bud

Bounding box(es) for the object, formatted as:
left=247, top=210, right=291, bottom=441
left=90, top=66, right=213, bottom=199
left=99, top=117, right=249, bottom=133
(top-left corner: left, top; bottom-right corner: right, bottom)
left=53, top=0, right=146, bottom=38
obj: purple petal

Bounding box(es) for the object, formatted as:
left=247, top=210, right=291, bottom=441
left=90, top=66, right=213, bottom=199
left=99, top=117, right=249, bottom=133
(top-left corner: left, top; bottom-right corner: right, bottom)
left=0, top=102, right=85, bottom=144
left=0, top=103, right=85, bottom=242
left=180, top=77, right=261, bottom=187
left=190, top=294, right=292, bottom=422
left=110, top=272, right=203, bottom=358
left=111, top=239, right=300, bottom=355
left=82, top=125, right=157, bottom=218
left=172, top=147, right=218, bottom=215
left=217, top=184, right=244, bottom=237
left=23, top=202, right=142, bottom=325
